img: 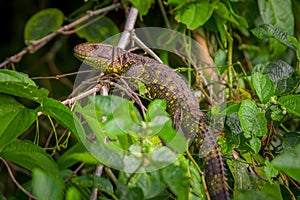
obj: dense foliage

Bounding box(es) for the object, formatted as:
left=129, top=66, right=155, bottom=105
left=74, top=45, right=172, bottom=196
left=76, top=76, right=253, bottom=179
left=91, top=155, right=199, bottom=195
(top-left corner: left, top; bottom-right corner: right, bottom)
left=0, top=0, right=299, bottom=200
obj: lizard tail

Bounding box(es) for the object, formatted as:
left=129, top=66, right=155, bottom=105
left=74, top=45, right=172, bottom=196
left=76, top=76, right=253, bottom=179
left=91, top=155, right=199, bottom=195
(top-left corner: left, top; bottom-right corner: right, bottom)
left=200, top=125, right=229, bottom=200
left=203, top=146, right=229, bottom=200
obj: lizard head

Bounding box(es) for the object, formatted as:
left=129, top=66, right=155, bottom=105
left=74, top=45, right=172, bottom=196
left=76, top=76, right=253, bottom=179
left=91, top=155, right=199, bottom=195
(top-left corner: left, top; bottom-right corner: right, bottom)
left=73, top=43, right=120, bottom=71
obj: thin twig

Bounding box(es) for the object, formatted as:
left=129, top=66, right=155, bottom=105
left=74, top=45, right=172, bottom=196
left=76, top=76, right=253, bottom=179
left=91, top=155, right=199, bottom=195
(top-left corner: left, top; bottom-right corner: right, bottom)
left=37, top=83, right=100, bottom=116
left=31, top=70, right=92, bottom=80
left=288, top=176, right=300, bottom=190
left=157, top=0, right=171, bottom=29
left=117, top=77, right=147, bottom=118
left=104, top=167, right=118, bottom=185
left=186, top=150, right=211, bottom=200
left=62, top=86, right=100, bottom=106
left=131, top=34, right=163, bottom=63
left=62, top=13, right=107, bottom=35
left=64, top=162, right=86, bottom=182
left=101, top=78, right=147, bottom=117
left=0, top=157, right=37, bottom=199
left=69, top=75, right=101, bottom=98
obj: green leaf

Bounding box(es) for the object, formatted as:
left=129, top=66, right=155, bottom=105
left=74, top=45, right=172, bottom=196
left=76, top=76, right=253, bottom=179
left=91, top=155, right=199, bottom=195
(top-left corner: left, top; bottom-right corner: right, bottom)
left=166, top=0, right=181, bottom=4
left=249, top=137, right=261, bottom=154
left=32, top=168, right=64, bottom=200
left=76, top=95, right=184, bottom=172
left=76, top=17, right=119, bottom=42
left=0, top=140, right=60, bottom=176
left=161, top=156, right=190, bottom=200
left=282, top=132, right=300, bottom=150
left=252, top=72, right=274, bottom=104
left=214, top=14, right=230, bottom=48
left=0, top=95, right=37, bottom=151
left=65, top=186, right=81, bottom=200
left=129, top=0, right=154, bottom=16
left=135, top=172, right=167, bottom=199
left=227, top=159, right=259, bottom=192
left=145, top=99, right=170, bottom=137
left=92, top=95, right=142, bottom=124
left=71, top=175, right=114, bottom=195
left=212, top=102, right=240, bottom=118
left=272, top=143, right=300, bottom=182
left=0, top=82, right=49, bottom=103
left=264, top=160, right=279, bottom=183
left=214, top=2, right=239, bottom=26
left=236, top=183, right=282, bottom=200
left=38, top=98, right=79, bottom=139
left=258, top=0, right=294, bottom=34
left=146, top=100, right=186, bottom=153
left=117, top=184, right=144, bottom=200
left=146, top=99, right=167, bottom=121
left=189, top=161, right=205, bottom=199
left=263, top=60, right=296, bottom=95
left=0, top=70, right=49, bottom=102
left=0, top=69, right=36, bottom=85
left=214, top=49, right=227, bottom=74
left=238, top=100, right=267, bottom=138
left=286, top=36, right=300, bottom=61
left=175, top=1, right=215, bottom=30
left=270, top=108, right=284, bottom=121
left=260, top=183, right=282, bottom=200
left=278, top=94, right=300, bottom=117
left=251, top=24, right=294, bottom=49
left=137, top=81, right=147, bottom=95
left=90, top=95, right=142, bottom=144
left=225, top=113, right=243, bottom=136
left=222, top=0, right=248, bottom=28
left=74, top=101, right=125, bottom=170
left=57, top=143, right=99, bottom=169
left=24, top=8, right=64, bottom=42
left=251, top=24, right=300, bottom=60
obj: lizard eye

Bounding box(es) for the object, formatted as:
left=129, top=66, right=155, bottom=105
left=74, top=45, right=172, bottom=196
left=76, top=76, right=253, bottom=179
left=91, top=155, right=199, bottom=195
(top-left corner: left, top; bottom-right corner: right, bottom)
left=92, top=44, right=99, bottom=50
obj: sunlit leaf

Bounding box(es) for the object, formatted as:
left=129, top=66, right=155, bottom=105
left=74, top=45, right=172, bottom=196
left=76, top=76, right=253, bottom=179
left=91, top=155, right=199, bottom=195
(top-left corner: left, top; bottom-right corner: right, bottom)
left=129, top=0, right=154, bottom=16
left=174, top=1, right=215, bottom=30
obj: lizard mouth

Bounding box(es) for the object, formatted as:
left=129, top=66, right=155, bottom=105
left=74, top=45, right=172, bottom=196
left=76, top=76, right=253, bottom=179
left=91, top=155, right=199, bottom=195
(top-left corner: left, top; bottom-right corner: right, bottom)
left=73, top=51, right=85, bottom=62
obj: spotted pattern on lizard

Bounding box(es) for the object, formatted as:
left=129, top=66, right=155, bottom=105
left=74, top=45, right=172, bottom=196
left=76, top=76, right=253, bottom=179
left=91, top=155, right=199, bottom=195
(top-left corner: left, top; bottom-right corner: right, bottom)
left=73, top=43, right=229, bottom=200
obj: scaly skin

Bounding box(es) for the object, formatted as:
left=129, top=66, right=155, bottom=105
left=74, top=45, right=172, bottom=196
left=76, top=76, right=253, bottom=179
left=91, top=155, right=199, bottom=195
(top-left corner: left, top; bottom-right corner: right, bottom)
left=73, top=43, right=229, bottom=200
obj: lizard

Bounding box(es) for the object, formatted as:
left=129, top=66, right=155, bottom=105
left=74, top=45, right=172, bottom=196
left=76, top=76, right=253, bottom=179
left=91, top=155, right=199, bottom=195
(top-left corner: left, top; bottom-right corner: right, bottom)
left=73, top=42, right=229, bottom=200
